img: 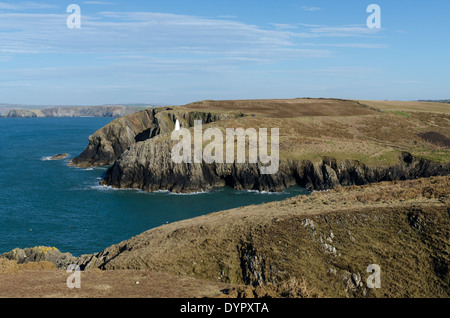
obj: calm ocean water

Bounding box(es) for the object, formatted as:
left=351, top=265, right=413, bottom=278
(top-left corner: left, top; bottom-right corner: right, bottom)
left=0, top=118, right=308, bottom=256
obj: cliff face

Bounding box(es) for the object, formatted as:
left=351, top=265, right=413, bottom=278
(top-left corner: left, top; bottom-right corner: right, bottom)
left=2, top=106, right=142, bottom=118
left=101, top=133, right=450, bottom=192
left=40, top=106, right=135, bottom=118
left=71, top=99, right=449, bottom=191
left=3, top=109, right=39, bottom=118
left=69, top=109, right=160, bottom=167
left=70, top=107, right=244, bottom=167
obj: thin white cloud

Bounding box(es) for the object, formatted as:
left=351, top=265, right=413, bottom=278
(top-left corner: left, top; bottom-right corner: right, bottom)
left=0, top=11, right=308, bottom=56
left=0, top=10, right=383, bottom=59
left=301, top=6, right=321, bottom=12
left=270, top=23, right=298, bottom=29
left=390, top=80, right=422, bottom=84
left=292, top=24, right=382, bottom=38
left=0, top=2, right=15, bottom=9
left=0, top=1, right=56, bottom=10
left=303, top=42, right=388, bottom=49
left=217, top=15, right=238, bottom=19
left=83, top=1, right=114, bottom=4
left=0, top=10, right=384, bottom=74
left=309, top=26, right=380, bottom=36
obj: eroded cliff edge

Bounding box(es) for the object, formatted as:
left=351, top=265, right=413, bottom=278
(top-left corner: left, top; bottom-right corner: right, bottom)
left=101, top=135, right=449, bottom=193
left=69, top=107, right=244, bottom=167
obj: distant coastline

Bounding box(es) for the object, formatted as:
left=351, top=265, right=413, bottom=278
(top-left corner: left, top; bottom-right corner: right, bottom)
left=0, top=104, right=164, bottom=118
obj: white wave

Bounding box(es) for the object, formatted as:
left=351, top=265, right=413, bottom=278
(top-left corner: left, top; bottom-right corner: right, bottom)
left=88, top=184, right=147, bottom=193
left=168, top=189, right=210, bottom=195
left=152, top=189, right=170, bottom=194
left=88, top=184, right=120, bottom=191
left=41, top=156, right=53, bottom=161
left=236, top=189, right=285, bottom=195
left=311, top=189, right=330, bottom=193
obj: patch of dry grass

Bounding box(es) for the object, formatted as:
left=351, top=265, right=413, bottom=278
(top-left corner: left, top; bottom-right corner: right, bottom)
left=0, top=258, right=55, bottom=274
left=184, top=98, right=378, bottom=118
left=358, top=100, right=450, bottom=114
left=173, top=107, right=449, bottom=166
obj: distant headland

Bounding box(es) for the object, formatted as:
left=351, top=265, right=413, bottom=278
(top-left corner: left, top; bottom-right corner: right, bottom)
left=0, top=104, right=164, bottom=118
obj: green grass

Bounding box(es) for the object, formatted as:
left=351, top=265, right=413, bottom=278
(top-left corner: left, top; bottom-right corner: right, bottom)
left=389, top=110, right=412, bottom=118
left=413, top=149, right=450, bottom=163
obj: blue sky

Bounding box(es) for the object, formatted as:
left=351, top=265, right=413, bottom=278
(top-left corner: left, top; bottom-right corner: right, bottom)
left=0, top=0, right=449, bottom=105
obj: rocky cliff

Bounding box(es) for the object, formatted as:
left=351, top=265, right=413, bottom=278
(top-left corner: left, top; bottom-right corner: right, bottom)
left=68, top=99, right=450, bottom=193
left=101, top=130, right=450, bottom=193
left=2, top=106, right=144, bottom=118
left=3, top=109, right=40, bottom=118
left=69, top=107, right=244, bottom=167
left=2, top=246, right=77, bottom=269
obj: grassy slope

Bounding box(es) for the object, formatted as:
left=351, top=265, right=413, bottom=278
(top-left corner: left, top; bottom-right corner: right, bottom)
left=2, top=176, right=448, bottom=298
left=358, top=100, right=450, bottom=114
left=82, top=176, right=450, bottom=298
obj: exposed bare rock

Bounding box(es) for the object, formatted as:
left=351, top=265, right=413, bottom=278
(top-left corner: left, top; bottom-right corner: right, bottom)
left=101, top=133, right=450, bottom=192
left=50, top=153, right=68, bottom=160
left=69, top=107, right=243, bottom=167
left=3, top=109, right=39, bottom=118
left=2, top=246, right=77, bottom=269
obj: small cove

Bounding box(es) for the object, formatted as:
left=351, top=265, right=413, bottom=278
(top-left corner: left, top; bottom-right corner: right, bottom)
left=0, top=117, right=308, bottom=256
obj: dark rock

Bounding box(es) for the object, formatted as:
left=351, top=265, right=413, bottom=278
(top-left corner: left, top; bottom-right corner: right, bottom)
left=101, top=136, right=450, bottom=193
left=50, top=153, right=68, bottom=160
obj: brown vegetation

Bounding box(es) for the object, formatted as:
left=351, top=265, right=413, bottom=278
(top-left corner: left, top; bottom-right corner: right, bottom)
left=183, top=98, right=378, bottom=118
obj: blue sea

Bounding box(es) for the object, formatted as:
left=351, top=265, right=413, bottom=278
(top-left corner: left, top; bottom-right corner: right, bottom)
left=0, top=118, right=308, bottom=256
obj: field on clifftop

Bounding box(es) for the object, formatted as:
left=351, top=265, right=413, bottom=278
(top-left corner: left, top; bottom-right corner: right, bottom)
left=71, top=98, right=450, bottom=169
left=182, top=98, right=450, bottom=166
